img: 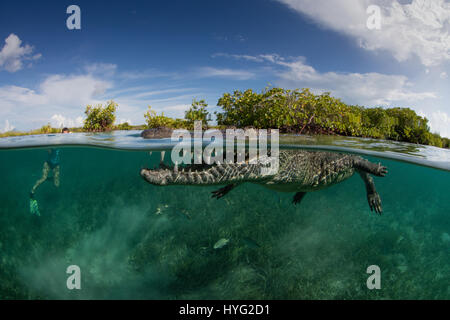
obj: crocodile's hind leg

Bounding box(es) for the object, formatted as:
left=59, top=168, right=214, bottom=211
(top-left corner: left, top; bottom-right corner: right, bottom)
left=212, top=184, right=236, bottom=199
left=292, top=192, right=307, bottom=205
left=358, top=171, right=383, bottom=215
left=353, top=157, right=388, bottom=177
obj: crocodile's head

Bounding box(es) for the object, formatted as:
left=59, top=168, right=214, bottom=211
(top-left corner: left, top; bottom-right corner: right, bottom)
left=140, top=162, right=219, bottom=186
left=141, top=151, right=279, bottom=186
left=140, top=167, right=173, bottom=186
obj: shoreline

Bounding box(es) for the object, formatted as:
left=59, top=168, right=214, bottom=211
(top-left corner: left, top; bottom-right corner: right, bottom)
left=1, top=125, right=449, bottom=149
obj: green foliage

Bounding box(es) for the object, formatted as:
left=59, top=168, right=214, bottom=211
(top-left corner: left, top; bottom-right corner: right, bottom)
left=83, top=100, right=118, bottom=132
left=114, top=122, right=132, bottom=131
left=39, top=123, right=59, bottom=134
left=184, top=99, right=211, bottom=129
left=0, top=125, right=61, bottom=138
left=442, top=137, right=450, bottom=148
left=215, top=87, right=448, bottom=148
left=144, top=106, right=187, bottom=129
left=39, top=124, right=52, bottom=134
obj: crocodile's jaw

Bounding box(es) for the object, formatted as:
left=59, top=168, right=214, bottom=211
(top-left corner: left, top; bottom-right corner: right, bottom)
left=140, top=168, right=172, bottom=186
left=140, top=164, right=231, bottom=186
left=140, top=160, right=272, bottom=186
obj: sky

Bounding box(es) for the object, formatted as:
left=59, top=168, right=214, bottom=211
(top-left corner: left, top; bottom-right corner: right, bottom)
left=0, top=0, right=449, bottom=137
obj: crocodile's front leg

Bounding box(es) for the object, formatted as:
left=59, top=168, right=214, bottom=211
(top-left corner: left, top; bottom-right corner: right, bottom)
left=358, top=171, right=382, bottom=214
left=354, top=157, right=388, bottom=177
left=212, top=183, right=236, bottom=199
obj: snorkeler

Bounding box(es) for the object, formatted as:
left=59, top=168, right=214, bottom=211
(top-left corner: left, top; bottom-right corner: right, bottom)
left=30, top=127, right=70, bottom=216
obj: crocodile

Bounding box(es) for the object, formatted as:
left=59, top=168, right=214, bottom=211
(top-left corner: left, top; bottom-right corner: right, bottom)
left=140, top=149, right=388, bottom=214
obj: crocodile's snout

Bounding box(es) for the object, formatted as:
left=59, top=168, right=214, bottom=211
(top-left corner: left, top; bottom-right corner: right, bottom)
left=140, top=168, right=171, bottom=185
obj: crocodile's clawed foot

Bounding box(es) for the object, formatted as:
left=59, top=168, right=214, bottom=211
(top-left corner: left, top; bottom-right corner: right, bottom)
left=375, top=163, right=388, bottom=177
left=368, top=192, right=382, bottom=215
left=211, top=184, right=235, bottom=199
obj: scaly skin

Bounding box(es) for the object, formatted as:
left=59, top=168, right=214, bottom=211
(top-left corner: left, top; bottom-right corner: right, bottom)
left=140, top=150, right=388, bottom=214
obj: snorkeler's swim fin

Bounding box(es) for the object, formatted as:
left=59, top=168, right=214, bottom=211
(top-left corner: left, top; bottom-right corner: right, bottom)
left=30, top=196, right=41, bottom=217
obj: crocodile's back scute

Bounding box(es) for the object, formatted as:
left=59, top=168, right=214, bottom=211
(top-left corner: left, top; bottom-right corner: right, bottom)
left=269, top=150, right=356, bottom=191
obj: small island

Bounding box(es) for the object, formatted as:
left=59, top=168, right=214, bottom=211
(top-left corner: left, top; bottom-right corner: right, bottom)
left=2, top=87, right=449, bottom=149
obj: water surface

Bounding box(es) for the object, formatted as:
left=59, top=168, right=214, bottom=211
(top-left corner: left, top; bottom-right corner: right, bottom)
left=0, top=132, right=448, bottom=299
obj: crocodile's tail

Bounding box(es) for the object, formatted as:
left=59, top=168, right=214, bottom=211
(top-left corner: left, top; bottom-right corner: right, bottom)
left=140, top=161, right=269, bottom=186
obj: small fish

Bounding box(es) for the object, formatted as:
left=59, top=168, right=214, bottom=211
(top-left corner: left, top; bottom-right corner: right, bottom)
left=213, top=238, right=230, bottom=249
left=155, top=204, right=169, bottom=215
left=241, top=237, right=261, bottom=249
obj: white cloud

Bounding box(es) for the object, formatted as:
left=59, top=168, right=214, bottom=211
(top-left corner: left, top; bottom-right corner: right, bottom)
left=159, top=104, right=190, bottom=111
left=440, top=71, right=448, bottom=79
left=277, top=0, right=450, bottom=66
left=120, top=93, right=200, bottom=105
left=0, top=85, right=45, bottom=106
left=0, top=61, right=212, bottom=130
left=0, top=73, right=111, bottom=129
left=119, top=70, right=178, bottom=80
left=419, top=110, right=450, bottom=138
left=40, top=74, right=111, bottom=104
left=50, top=114, right=84, bottom=128
left=212, top=53, right=283, bottom=64
left=130, top=88, right=197, bottom=99
left=0, top=33, right=41, bottom=72
left=197, top=67, right=255, bottom=80
left=216, top=53, right=436, bottom=106
left=0, top=74, right=111, bottom=110
left=117, top=118, right=132, bottom=125
left=84, top=63, right=117, bottom=76
left=0, top=120, right=15, bottom=133
left=275, top=57, right=436, bottom=105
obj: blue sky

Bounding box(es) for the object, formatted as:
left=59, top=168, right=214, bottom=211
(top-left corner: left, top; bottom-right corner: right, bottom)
left=1, top=0, right=449, bottom=137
